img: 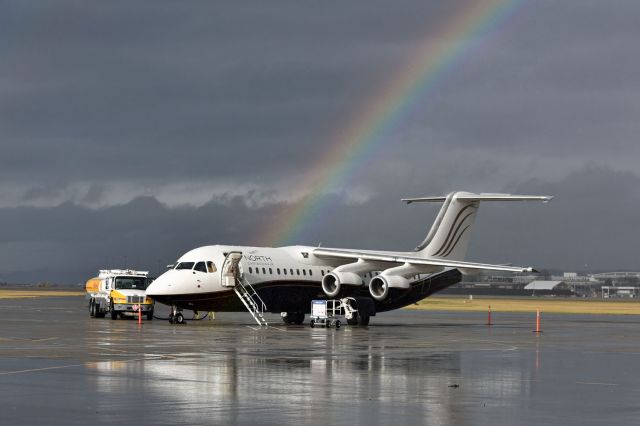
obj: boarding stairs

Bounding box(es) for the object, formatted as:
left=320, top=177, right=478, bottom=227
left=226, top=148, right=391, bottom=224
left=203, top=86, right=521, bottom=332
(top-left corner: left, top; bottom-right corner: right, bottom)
left=234, top=277, right=269, bottom=327
left=221, top=252, right=268, bottom=327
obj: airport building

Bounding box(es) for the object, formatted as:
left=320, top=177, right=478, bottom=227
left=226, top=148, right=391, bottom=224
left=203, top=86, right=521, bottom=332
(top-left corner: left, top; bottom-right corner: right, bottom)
left=448, top=271, right=640, bottom=298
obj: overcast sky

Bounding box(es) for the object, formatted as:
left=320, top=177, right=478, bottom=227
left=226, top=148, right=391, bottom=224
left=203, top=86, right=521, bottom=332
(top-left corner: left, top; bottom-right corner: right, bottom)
left=1, top=0, right=639, bottom=283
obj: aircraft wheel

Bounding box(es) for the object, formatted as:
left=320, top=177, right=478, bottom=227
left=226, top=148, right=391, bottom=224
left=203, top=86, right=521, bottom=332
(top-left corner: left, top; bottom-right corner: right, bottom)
left=335, top=320, right=341, bottom=329
left=358, top=315, right=370, bottom=326
left=282, top=314, right=293, bottom=325
left=293, top=313, right=305, bottom=325
left=168, top=313, right=174, bottom=324
left=174, top=312, right=185, bottom=325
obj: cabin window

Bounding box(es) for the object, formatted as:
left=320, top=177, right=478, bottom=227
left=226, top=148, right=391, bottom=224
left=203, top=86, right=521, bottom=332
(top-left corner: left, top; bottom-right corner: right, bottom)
left=290, top=269, right=294, bottom=275
left=309, top=270, right=313, bottom=276
left=206, top=261, right=217, bottom=273
left=262, top=267, right=266, bottom=274
left=277, top=268, right=280, bottom=275
left=302, top=269, right=306, bottom=276
left=249, top=267, right=253, bottom=274
left=269, top=268, right=273, bottom=274
left=321, top=270, right=325, bottom=276
left=283, top=269, right=287, bottom=275
left=175, top=262, right=195, bottom=270
left=296, top=269, right=300, bottom=275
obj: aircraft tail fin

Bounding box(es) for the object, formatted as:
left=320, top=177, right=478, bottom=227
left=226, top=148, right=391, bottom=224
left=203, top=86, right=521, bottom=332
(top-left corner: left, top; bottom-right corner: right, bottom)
left=403, top=192, right=552, bottom=261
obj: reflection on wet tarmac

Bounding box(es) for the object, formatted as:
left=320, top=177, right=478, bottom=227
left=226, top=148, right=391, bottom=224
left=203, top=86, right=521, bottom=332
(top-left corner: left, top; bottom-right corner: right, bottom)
left=1, top=297, right=640, bottom=425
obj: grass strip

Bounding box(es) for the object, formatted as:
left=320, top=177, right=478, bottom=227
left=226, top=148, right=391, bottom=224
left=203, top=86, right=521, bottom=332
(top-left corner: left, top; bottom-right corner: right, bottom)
left=406, top=296, right=640, bottom=315
left=0, top=289, right=85, bottom=299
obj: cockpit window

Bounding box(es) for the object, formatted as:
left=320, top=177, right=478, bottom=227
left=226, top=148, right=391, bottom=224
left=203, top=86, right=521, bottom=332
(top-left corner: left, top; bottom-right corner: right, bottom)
left=207, top=261, right=217, bottom=273
left=175, top=262, right=195, bottom=270
left=194, top=262, right=207, bottom=273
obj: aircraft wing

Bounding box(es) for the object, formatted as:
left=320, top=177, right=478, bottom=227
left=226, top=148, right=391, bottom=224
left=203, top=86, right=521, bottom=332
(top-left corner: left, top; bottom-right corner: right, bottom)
left=312, top=247, right=535, bottom=273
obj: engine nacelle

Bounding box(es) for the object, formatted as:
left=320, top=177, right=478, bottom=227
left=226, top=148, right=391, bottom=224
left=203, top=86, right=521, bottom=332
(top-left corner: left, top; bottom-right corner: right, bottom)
left=369, top=275, right=411, bottom=301
left=321, top=272, right=362, bottom=298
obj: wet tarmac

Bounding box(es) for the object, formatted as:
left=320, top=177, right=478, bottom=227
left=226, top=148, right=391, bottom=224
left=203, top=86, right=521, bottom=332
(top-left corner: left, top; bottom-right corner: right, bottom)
left=1, top=296, right=640, bottom=425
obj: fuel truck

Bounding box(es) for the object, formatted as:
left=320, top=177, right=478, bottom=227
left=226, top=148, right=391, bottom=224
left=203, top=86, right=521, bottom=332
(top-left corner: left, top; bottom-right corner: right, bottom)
left=86, top=269, right=154, bottom=320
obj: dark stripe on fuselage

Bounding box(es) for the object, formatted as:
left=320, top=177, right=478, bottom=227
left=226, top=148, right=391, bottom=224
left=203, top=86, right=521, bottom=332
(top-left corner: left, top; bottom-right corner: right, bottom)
left=150, top=269, right=462, bottom=314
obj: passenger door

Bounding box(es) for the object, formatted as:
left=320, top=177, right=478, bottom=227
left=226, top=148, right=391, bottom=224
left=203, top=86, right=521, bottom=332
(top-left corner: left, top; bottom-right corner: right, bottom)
left=221, top=252, right=243, bottom=287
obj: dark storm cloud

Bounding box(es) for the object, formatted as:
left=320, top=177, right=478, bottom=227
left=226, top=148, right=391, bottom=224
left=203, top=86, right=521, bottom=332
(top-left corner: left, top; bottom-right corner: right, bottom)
left=0, top=0, right=452, bottom=183
left=1, top=0, right=639, bottom=281
left=0, top=196, right=264, bottom=283
left=1, top=165, right=639, bottom=285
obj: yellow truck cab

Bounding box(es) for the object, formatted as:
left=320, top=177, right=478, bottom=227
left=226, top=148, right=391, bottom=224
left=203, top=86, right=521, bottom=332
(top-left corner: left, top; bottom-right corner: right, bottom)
left=86, top=269, right=154, bottom=320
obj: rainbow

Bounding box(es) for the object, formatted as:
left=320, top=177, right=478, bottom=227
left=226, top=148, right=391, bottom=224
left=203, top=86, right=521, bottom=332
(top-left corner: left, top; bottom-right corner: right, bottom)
left=258, top=0, right=525, bottom=246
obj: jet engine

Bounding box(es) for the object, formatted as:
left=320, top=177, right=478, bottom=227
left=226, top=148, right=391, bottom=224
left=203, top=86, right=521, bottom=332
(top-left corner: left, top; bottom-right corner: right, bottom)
left=368, top=275, right=410, bottom=301
left=321, top=272, right=362, bottom=298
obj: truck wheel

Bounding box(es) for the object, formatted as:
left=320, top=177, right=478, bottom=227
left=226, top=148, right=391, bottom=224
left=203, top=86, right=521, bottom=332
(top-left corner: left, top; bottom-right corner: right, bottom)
left=110, top=300, right=118, bottom=320
left=310, top=319, right=315, bottom=328
left=335, top=320, right=341, bottom=329
left=89, top=300, right=95, bottom=317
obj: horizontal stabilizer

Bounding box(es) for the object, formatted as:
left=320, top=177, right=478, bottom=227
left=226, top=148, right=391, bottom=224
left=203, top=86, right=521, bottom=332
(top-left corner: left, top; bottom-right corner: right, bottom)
left=402, top=193, right=553, bottom=204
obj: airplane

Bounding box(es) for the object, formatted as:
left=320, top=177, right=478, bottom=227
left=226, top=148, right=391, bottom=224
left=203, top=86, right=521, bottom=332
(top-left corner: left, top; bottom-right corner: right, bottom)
left=145, top=191, right=552, bottom=326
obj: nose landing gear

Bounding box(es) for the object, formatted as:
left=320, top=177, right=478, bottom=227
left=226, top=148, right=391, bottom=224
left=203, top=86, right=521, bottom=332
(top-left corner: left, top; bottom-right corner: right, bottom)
left=169, top=306, right=186, bottom=325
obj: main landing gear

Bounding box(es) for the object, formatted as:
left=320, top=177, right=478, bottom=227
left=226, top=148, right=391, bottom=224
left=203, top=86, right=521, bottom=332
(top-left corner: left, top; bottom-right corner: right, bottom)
left=281, top=312, right=305, bottom=325
left=346, top=312, right=370, bottom=326
left=343, top=298, right=370, bottom=326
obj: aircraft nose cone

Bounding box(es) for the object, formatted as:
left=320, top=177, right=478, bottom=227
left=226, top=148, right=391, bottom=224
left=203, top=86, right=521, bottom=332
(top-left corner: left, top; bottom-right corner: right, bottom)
left=146, top=271, right=175, bottom=297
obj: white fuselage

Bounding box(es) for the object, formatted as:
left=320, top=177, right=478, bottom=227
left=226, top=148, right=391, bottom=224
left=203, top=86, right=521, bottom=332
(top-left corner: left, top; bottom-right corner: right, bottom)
left=148, top=245, right=350, bottom=297
left=144, top=243, right=452, bottom=316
